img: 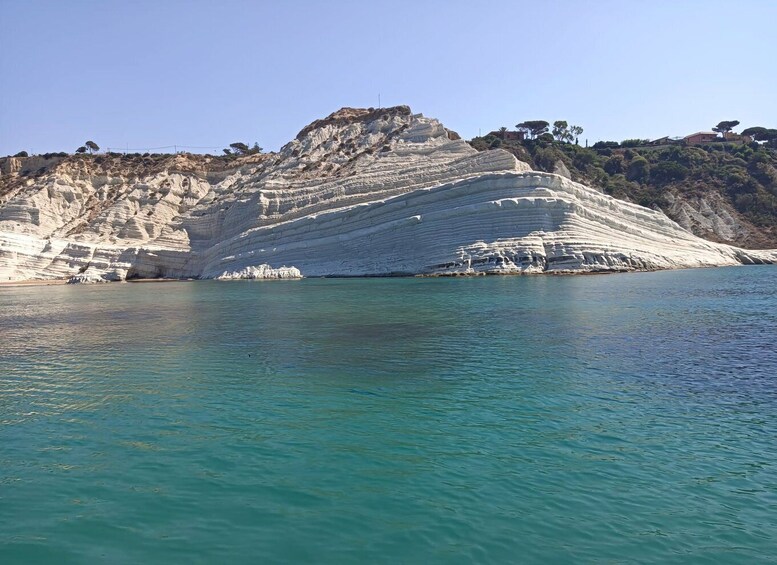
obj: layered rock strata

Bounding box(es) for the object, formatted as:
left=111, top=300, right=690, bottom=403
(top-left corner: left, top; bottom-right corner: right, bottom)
left=1, top=106, right=775, bottom=282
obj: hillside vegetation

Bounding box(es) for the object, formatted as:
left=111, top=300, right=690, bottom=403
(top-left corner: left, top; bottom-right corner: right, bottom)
left=470, top=132, right=777, bottom=248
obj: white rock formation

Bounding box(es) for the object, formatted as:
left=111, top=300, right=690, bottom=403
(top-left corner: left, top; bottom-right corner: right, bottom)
left=215, top=265, right=302, bottom=280
left=1, top=105, right=775, bottom=282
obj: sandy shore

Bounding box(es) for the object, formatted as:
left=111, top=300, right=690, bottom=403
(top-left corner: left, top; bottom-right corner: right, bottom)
left=0, top=279, right=68, bottom=287
left=0, top=277, right=197, bottom=288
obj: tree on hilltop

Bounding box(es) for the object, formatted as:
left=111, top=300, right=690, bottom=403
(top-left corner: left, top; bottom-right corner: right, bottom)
left=570, top=125, right=584, bottom=145
left=551, top=121, right=584, bottom=144
left=712, top=120, right=740, bottom=137
left=76, top=146, right=87, bottom=154
left=516, top=120, right=549, bottom=140
left=85, top=141, right=99, bottom=153
left=224, top=141, right=264, bottom=156
left=229, top=142, right=250, bottom=155
left=741, top=127, right=777, bottom=145
left=552, top=121, right=571, bottom=143
left=741, top=126, right=768, bottom=139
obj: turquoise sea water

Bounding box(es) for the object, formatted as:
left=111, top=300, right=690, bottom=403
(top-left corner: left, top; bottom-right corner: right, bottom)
left=1, top=267, right=776, bottom=564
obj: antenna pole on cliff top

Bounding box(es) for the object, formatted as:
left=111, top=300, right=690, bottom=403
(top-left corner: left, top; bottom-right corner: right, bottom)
left=378, top=93, right=381, bottom=109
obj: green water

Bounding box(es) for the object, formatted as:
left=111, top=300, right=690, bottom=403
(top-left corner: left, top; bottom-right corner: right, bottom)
left=1, top=268, right=776, bottom=563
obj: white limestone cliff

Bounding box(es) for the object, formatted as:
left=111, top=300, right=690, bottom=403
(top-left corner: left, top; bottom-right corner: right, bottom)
left=1, top=105, right=775, bottom=282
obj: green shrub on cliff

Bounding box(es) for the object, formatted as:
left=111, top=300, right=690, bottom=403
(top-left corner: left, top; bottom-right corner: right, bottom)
left=468, top=127, right=777, bottom=247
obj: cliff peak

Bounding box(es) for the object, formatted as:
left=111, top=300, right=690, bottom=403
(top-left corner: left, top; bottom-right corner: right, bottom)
left=296, top=105, right=412, bottom=140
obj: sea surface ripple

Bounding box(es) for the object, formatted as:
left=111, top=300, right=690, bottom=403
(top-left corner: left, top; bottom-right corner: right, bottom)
left=1, top=267, right=776, bottom=563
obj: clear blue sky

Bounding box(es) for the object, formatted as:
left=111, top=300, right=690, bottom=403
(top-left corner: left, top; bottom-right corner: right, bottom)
left=1, top=0, right=775, bottom=155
